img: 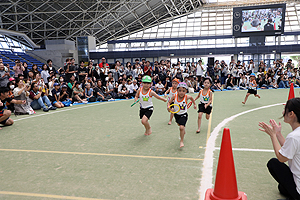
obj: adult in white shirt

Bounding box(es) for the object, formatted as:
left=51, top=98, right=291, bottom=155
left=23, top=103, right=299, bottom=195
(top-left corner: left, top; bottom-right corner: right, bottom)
left=259, top=98, right=300, bottom=199
left=196, top=60, right=205, bottom=78
left=128, top=79, right=139, bottom=98
left=247, top=59, right=255, bottom=73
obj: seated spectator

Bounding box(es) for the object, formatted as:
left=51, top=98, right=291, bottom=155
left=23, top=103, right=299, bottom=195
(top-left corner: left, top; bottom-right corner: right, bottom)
left=84, top=83, right=95, bottom=102
left=257, top=74, right=268, bottom=89
left=51, top=83, right=64, bottom=108
left=128, top=79, right=138, bottom=98
left=59, top=84, right=72, bottom=107
left=225, top=74, right=237, bottom=90
left=268, top=78, right=278, bottom=89
left=212, top=75, right=222, bottom=91
left=164, top=76, right=172, bottom=90
left=67, top=74, right=76, bottom=96
left=29, top=82, right=57, bottom=112
left=239, top=74, right=248, bottom=90
left=6, top=81, right=15, bottom=112
left=277, top=74, right=288, bottom=88
left=13, top=59, right=25, bottom=78
left=155, top=80, right=165, bottom=95
left=0, top=87, right=26, bottom=128
left=120, top=85, right=129, bottom=99
left=0, top=63, right=10, bottom=87
left=118, top=78, right=129, bottom=99
left=71, top=81, right=88, bottom=103
left=106, top=78, right=116, bottom=98
left=94, top=79, right=111, bottom=101
left=13, top=78, right=35, bottom=115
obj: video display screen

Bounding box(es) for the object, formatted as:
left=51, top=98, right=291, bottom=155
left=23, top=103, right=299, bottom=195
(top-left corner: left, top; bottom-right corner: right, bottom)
left=241, top=8, right=283, bottom=32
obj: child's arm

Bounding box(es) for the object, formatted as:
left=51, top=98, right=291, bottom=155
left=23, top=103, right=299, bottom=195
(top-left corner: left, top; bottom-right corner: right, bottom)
left=134, top=88, right=140, bottom=102
left=167, top=95, right=175, bottom=111
left=205, top=91, right=213, bottom=108
left=151, top=90, right=167, bottom=102
left=194, top=90, right=201, bottom=101
left=253, top=80, right=258, bottom=87
left=187, top=95, right=197, bottom=109
left=164, top=88, right=170, bottom=97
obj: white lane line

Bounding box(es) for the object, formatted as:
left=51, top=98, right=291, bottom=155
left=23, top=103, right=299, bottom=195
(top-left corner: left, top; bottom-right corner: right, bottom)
left=13, top=100, right=123, bottom=122
left=214, top=147, right=274, bottom=153
left=199, top=102, right=284, bottom=200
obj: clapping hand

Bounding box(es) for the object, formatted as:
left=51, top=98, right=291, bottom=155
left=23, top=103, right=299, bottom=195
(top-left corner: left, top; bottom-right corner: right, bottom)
left=0, top=100, right=3, bottom=106
left=259, top=119, right=281, bottom=137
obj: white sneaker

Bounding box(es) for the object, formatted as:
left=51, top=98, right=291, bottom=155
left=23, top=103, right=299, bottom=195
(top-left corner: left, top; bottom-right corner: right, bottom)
left=83, top=101, right=88, bottom=104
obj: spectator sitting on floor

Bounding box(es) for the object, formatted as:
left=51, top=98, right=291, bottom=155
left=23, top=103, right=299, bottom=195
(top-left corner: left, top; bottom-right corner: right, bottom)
left=94, top=79, right=110, bottom=101
left=84, top=83, right=95, bottom=102
left=72, top=81, right=88, bottom=104
left=118, top=78, right=129, bottom=99
left=128, top=79, right=138, bottom=98
left=120, top=85, right=128, bottom=99
left=0, top=87, right=27, bottom=129
left=6, top=81, right=15, bottom=113
left=51, top=83, right=64, bottom=108
left=13, top=78, right=35, bottom=115
left=155, top=80, right=165, bottom=95
left=212, top=74, right=222, bottom=91
left=59, top=84, right=72, bottom=107
left=29, top=82, right=56, bottom=112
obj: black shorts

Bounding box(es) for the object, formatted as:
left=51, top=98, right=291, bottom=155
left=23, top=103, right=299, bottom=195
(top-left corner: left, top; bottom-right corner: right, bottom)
left=247, top=89, right=257, bottom=95
left=140, top=107, right=153, bottom=120
left=198, top=103, right=212, bottom=114
left=174, top=113, right=188, bottom=126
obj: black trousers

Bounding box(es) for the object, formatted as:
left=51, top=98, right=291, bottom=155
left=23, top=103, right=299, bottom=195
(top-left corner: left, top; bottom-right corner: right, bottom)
left=267, top=158, right=300, bottom=199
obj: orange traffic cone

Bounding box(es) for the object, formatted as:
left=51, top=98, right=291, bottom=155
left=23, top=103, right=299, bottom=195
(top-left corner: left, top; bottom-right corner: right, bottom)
left=205, top=128, right=247, bottom=200
left=288, top=82, right=295, bottom=100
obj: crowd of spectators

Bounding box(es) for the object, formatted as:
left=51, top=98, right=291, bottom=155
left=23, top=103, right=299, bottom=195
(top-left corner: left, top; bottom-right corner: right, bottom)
left=0, top=56, right=299, bottom=118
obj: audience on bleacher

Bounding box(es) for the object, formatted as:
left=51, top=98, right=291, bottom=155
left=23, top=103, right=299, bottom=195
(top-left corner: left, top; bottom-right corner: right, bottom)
left=0, top=52, right=299, bottom=129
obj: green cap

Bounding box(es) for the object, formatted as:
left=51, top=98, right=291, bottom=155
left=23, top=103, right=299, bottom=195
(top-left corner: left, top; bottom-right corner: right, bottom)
left=142, top=75, right=152, bottom=83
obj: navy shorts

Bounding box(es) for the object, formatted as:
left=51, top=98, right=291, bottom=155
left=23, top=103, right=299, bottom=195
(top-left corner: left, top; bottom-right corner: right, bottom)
left=247, top=89, right=257, bottom=95
left=140, top=107, right=153, bottom=120
left=198, top=103, right=212, bottom=114
left=174, top=113, right=188, bottom=126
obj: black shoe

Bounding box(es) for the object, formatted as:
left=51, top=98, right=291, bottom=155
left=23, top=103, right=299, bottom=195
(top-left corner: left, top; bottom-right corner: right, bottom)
left=49, top=106, right=57, bottom=110
left=43, top=108, right=49, bottom=112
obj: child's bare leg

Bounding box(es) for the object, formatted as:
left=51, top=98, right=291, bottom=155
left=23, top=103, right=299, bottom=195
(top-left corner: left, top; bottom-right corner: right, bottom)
left=242, top=93, right=250, bottom=104
left=197, top=112, right=203, bottom=133
left=168, top=112, right=174, bottom=125
left=206, top=113, right=210, bottom=120
left=141, top=116, right=152, bottom=135
left=179, top=125, right=185, bottom=148
left=255, top=94, right=260, bottom=98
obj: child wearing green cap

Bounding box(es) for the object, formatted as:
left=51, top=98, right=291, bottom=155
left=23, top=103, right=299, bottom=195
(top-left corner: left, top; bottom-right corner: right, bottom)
left=134, top=75, right=167, bottom=136
left=242, top=73, right=260, bottom=104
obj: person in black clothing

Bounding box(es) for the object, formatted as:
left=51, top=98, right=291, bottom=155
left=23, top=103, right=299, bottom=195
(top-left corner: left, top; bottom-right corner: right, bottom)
left=64, top=58, right=77, bottom=82
left=0, top=87, right=26, bottom=128
left=264, top=18, right=274, bottom=31
left=47, top=59, right=56, bottom=75
left=94, top=79, right=109, bottom=101
left=78, top=60, right=88, bottom=83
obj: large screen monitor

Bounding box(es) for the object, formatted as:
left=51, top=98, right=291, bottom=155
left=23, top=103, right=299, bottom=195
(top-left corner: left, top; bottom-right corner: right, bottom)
left=233, top=4, right=286, bottom=37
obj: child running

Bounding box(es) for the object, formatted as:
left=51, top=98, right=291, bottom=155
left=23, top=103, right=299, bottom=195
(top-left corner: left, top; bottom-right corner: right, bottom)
left=167, top=82, right=196, bottom=148
left=134, top=75, right=167, bottom=136
left=164, top=78, right=179, bottom=125
left=242, top=73, right=260, bottom=104
left=194, top=77, right=213, bottom=133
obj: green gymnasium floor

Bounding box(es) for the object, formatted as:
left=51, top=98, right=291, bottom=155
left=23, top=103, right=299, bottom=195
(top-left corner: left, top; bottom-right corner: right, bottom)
left=0, top=87, right=298, bottom=200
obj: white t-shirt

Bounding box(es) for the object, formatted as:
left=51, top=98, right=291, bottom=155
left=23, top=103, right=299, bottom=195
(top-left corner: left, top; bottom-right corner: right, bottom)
left=279, top=126, right=300, bottom=194
left=196, top=64, right=206, bottom=76
left=155, top=83, right=164, bottom=91
left=128, top=83, right=138, bottom=93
